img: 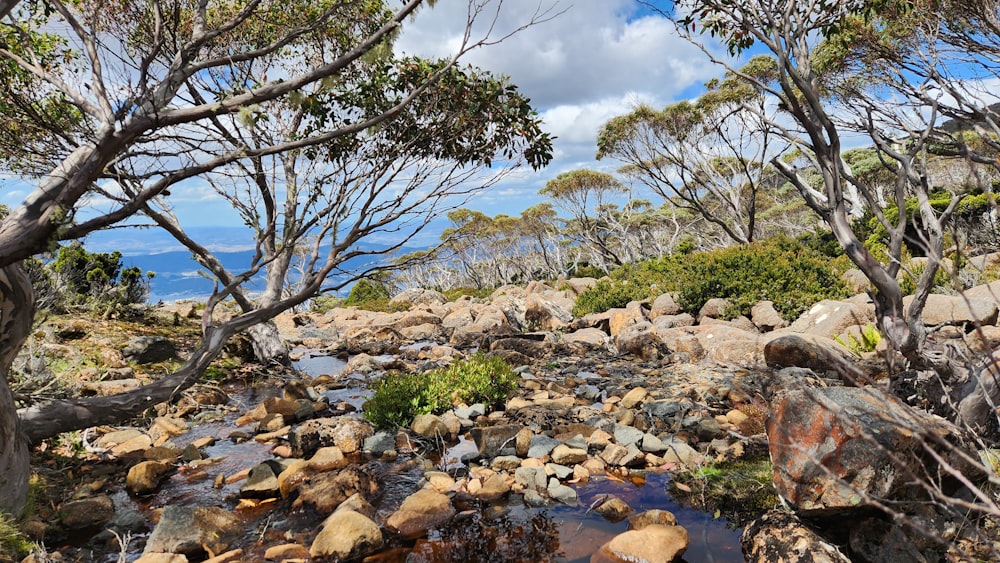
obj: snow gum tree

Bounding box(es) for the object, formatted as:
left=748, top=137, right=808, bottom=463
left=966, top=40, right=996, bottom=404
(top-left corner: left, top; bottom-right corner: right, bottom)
left=0, top=0, right=554, bottom=517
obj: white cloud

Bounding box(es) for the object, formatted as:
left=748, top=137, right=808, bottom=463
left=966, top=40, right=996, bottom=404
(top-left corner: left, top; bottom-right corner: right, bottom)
left=395, top=0, right=723, bottom=217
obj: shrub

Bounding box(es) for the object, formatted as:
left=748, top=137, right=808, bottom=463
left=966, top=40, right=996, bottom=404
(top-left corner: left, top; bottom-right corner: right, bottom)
left=344, top=278, right=390, bottom=305
left=573, top=236, right=851, bottom=320
left=363, top=354, right=517, bottom=429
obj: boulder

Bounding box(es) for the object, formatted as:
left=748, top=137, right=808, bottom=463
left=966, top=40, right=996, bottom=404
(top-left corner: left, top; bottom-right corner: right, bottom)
left=789, top=299, right=875, bottom=339
left=741, top=510, right=850, bottom=562
left=143, top=506, right=241, bottom=557
left=563, top=327, right=610, bottom=348
left=310, top=509, right=382, bottom=560
left=904, top=293, right=998, bottom=326
left=411, top=414, right=451, bottom=438
left=288, top=417, right=373, bottom=457
left=127, top=461, right=174, bottom=495
left=391, top=310, right=442, bottom=330
left=60, top=495, right=115, bottom=529
left=649, top=293, right=681, bottom=318
left=123, top=336, right=176, bottom=364
left=763, top=334, right=857, bottom=375
left=609, top=302, right=648, bottom=338
left=525, top=290, right=576, bottom=331
left=769, top=386, right=983, bottom=516
left=614, top=322, right=669, bottom=361
left=389, top=288, right=447, bottom=308
left=593, top=496, right=633, bottom=522
left=292, top=466, right=380, bottom=513
left=385, top=489, right=455, bottom=539
left=697, top=297, right=730, bottom=320
left=595, top=524, right=689, bottom=563
left=469, top=425, right=521, bottom=458
left=563, top=277, right=598, bottom=295
left=442, top=306, right=477, bottom=329
left=751, top=301, right=788, bottom=331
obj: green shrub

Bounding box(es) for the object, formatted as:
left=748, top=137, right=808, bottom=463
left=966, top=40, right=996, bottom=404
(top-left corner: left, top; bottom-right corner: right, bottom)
left=309, top=294, right=342, bottom=314
left=363, top=354, right=517, bottom=429
left=344, top=278, right=390, bottom=305
left=0, top=513, right=31, bottom=560
left=573, top=236, right=851, bottom=320
left=834, top=323, right=882, bottom=356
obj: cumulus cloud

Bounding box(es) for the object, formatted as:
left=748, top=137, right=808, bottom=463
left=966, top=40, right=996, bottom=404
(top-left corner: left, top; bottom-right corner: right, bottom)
left=395, top=0, right=724, bottom=216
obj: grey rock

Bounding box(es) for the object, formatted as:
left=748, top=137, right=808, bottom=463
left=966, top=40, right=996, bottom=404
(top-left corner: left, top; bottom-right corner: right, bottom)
left=547, top=477, right=578, bottom=505
left=363, top=431, right=396, bottom=456
left=527, top=435, right=561, bottom=459
left=613, top=423, right=644, bottom=447
left=123, top=336, right=176, bottom=364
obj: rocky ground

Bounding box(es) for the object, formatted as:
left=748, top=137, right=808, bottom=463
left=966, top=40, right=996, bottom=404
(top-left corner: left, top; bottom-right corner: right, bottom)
left=11, top=274, right=1000, bottom=562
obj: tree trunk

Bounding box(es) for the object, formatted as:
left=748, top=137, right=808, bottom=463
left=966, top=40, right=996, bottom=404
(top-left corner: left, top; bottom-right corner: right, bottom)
left=246, top=321, right=289, bottom=366
left=0, top=264, right=36, bottom=518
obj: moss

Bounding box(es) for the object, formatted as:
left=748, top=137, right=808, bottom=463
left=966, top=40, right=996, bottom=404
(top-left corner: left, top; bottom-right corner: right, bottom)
left=0, top=513, right=33, bottom=561
left=673, top=456, right=778, bottom=526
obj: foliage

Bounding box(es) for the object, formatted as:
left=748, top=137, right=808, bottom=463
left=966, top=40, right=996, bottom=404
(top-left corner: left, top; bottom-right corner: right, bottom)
left=363, top=354, right=517, bottom=428
left=0, top=512, right=31, bottom=560
left=27, top=242, right=152, bottom=317
left=573, top=236, right=851, bottom=320
left=834, top=323, right=883, bottom=356
left=309, top=295, right=342, bottom=314
left=344, top=278, right=391, bottom=306
left=674, top=457, right=778, bottom=526
left=442, top=287, right=494, bottom=301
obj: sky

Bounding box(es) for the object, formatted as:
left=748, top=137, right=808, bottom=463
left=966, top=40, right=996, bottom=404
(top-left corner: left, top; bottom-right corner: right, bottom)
left=4, top=0, right=727, bottom=254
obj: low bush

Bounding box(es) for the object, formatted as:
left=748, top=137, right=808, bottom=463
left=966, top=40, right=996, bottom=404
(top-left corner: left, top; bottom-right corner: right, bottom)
left=363, top=354, right=517, bottom=428
left=573, top=236, right=851, bottom=320
left=343, top=278, right=408, bottom=313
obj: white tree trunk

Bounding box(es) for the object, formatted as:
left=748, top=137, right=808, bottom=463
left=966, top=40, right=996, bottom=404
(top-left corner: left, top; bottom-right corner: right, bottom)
left=0, top=265, right=36, bottom=517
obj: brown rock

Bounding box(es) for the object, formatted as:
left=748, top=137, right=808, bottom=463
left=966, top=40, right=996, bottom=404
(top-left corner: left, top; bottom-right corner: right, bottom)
left=628, top=509, right=677, bottom=529
left=741, top=510, right=849, bottom=562
left=597, top=524, right=689, bottom=563
left=386, top=488, right=455, bottom=539
left=60, top=495, right=115, bottom=528
left=309, top=510, right=382, bottom=559
left=789, top=299, right=875, bottom=338
left=264, top=543, right=309, bottom=561
left=594, top=496, right=633, bottom=522
left=411, top=414, right=450, bottom=438
left=904, top=293, right=998, bottom=326
left=127, top=461, right=174, bottom=495
left=292, top=466, right=380, bottom=513
left=288, top=417, right=373, bottom=457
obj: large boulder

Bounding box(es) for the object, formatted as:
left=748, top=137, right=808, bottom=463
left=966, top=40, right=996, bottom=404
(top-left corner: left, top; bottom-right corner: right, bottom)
left=288, top=417, right=374, bottom=458
left=143, top=506, right=242, bottom=558
left=751, top=301, right=788, bottom=331
left=789, top=299, right=875, bottom=339
left=389, top=288, right=448, bottom=308
left=122, top=336, right=176, bottom=364
left=763, top=334, right=857, bottom=375
left=385, top=488, right=455, bottom=539
left=310, top=509, right=382, bottom=560
left=525, top=290, right=576, bottom=331
left=741, top=510, right=850, bottom=563
left=904, top=293, right=998, bottom=327
left=593, top=524, right=689, bottom=563
left=768, top=386, right=982, bottom=516
left=609, top=301, right=648, bottom=338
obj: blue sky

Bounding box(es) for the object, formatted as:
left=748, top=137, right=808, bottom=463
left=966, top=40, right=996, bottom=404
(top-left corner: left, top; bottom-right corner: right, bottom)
left=3, top=0, right=724, bottom=244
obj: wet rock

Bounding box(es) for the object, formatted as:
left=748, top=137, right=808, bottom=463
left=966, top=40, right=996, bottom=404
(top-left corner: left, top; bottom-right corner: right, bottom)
left=547, top=477, right=578, bottom=505
left=469, top=425, right=521, bottom=458
left=422, top=471, right=457, bottom=493
left=310, top=509, right=383, bottom=560
left=264, top=544, right=310, bottom=561
left=769, top=387, right=983, bottom=516
left=386, top=488, right=455, bottom=539
left=741, top=510, right=849, bottom=562
left=474, top=473, right=511, bottom=501
left=411, top=414, right=450, bottom=438
left=628, top=509, right=677, bottom=529
left=60, top=495, right=115, bottom=529
left=240, top=460, right=286, bottom=499
left=288, top=417, right=373, bottom=457
left=596, top=524, right=688, bottom=563
left=363, top=431, right=396, bottom=456
left=594, top=496, right=633, bottom=522
left=143, top=505, right=241, bottom=558
left=292, top=465, right=380, bottom=513
left=127, top=460, right=174, bottom=495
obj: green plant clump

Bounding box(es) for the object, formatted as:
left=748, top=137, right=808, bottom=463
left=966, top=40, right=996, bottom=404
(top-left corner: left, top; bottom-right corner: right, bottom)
left=363, top=354, right=517, bottom=428
left=573, top=236, right=851, bottom=320
left=674, top=457, right=778, bottom=526
left=343, top=278, right=409, bottom=313
left=0, top=513, right=32, bottom=560
left=834, top=323, right=882, bottom=356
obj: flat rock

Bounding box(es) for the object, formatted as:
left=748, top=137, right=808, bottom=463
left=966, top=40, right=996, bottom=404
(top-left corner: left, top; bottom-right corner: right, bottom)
left=596, top=524, right=689, bottom=563
left=310, top=510, right=382, bottom=560
left=386, top=489, right=455, bottom=539
left=143, top=506, right=241, bottom=557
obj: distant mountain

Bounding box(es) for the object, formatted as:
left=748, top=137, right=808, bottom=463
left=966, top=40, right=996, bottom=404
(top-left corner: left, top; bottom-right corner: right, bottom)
left=79, top=224, right=442, bottom=302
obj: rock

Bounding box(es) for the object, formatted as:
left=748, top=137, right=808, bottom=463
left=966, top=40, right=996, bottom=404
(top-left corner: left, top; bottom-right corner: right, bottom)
left=389, top=288, right=447, bottom=308
left=904, top=293, right=998, bottom=326
left=127, top=461, right=174, bottom=495
left=133, top=554, right=188, bottom=563
left=288, top=417, right=373, bottom=457
left=763, top=333, right=856, bottom=374
left=469, top=425, right=521, bottom=459
left=363, top=432, right=397, bottom=457
left=345, top=353, right=383, bottom=374
left=609, top=302, right=648, bottom=338
left=310, top=509, right=382, bottom=559
left=423, top=471, right=457, bottom=492
left=292, top=466, right=380, bottom=513
left=695, top=417, right=723, bottom=442
left=547, top=477, right=578, bottom=505
left=620, top=387, right=648, bottom=409
left=789, top=299, right=875, bottom=339
left=551, top=444, right=588, bottom=465
left=411, top=414, right=450, bottom=438
left=563, top=277, right=598, bottom=295
left=264, top=544, right=310, bottom=561
left=240, top=460, right=284, bottom=499
left=849, top=515, right=939, bottom=562
left=613, top=423, right=644, bottom=447
left=649, top=293, right=681, bottom=318
left=143, top=506, right=241, bottom=557
left=60, top=495, right=115, bottom=529
left=386, top=489, right=455, bottom=539
left=698, top=298, right=729, bottom=320
left=596, top=524, right=689, bottom=563
left=122, top=336, right=177, bottom=364
left=741, top=510, right=850, bottom=562
left=751, top=301, right=788, bottom=331
left=628, top=509, right=677, bottom=529
left=658, top=438, right=702, bottom=468
left=769, top=387, right=983, bottom=516
left=563, top=327, right=610, bottom=347
left=594, top=496, right=633, bottom=522
left=527, top=435, right=561, bottom=459
left=392, top=310, right=442, bottom=330
left=474, top=473, right=511, bottom=501
left=525, top=290, right=576, bottom=331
